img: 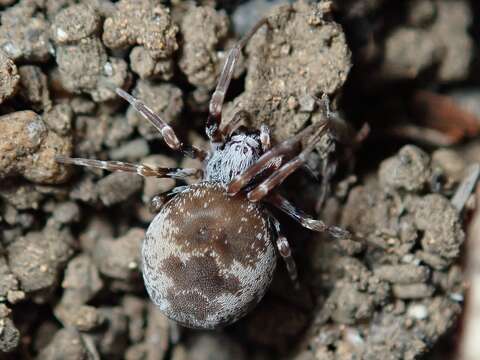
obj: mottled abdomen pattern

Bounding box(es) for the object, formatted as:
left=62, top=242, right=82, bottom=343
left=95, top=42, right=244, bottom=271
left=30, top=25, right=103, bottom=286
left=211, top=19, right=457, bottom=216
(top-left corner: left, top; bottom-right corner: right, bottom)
left=142, top=182, right=276, bottom=329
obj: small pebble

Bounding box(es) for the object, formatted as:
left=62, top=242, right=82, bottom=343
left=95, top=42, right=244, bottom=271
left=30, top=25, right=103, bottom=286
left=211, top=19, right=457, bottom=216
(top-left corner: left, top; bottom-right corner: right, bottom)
left=373, top=265, right=430, bottom=284
left=392, top=283, right=435, bottom=299
left=7, top=226, right=74, bottom=295
left=61, top=254, right=103, bottom=305
left=0, top=110, right=72, bottom=184
left=54, top=304, right=105, bottom=331
left=109, top=138, right=150, bottom=162
left=407, top=303, right=429, bottom=320
left=102, top=0, right=178, bottom=59
left=0, top=316, right=20, bottom=353
left=379, top=145, right=431, bottom=192
left=94, top=228, right=144, bottom=281
left=97, top=172, right=143, bottom=206
left=18, top=65, right=51, bottom=111
left=38, top=329, right=93, bottom=359
left=0, top=51, right=19, bottom=104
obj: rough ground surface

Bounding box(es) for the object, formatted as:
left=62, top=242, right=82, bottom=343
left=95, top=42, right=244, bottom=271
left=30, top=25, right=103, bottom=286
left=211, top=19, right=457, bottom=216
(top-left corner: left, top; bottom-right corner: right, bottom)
left=225, top=1, right=351, bottom=141
left=0, top=0, right=476, bottom=359
left=297, top=145, right=465, bottom=360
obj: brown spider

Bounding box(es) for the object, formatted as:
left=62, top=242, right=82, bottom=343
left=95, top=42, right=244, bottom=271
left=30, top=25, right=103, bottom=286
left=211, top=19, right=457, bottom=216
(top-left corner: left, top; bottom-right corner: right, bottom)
left=56, top=18, right=350, bottom=329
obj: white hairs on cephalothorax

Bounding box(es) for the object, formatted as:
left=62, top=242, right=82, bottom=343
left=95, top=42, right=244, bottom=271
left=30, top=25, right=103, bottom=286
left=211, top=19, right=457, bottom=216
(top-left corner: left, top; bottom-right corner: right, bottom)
left=204, top=133, right=262, bottom=186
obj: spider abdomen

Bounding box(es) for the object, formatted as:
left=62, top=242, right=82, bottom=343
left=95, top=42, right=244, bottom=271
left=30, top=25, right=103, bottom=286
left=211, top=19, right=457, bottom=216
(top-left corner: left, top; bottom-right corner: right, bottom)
left=142, top=181, right=276, bottom=329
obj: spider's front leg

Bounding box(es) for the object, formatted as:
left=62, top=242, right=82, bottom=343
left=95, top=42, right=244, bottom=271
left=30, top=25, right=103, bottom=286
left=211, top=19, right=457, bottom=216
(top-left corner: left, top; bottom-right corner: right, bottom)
left=207, top=18, right=269, bottom=144
left=227, top=121, right=328, bottom=196
left=56, top=156, right=203, bottom=179
left=116, top=88, right=207, bottom=160
left=244, top=121, right=330, bottom=202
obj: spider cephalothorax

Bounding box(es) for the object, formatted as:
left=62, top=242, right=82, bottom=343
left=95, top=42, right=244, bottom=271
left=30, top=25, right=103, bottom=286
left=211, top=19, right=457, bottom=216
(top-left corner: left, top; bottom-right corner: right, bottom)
left=204, top=131, right=264, bottom=185
left=56, top=18, right=350, bottom=329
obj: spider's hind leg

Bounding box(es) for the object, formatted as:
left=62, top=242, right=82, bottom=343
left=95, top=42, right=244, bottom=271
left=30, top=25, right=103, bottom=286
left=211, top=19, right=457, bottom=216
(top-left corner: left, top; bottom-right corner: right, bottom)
left=270, top=215, right=299, bottom=290
left=266, top=193, right=351, bottom=240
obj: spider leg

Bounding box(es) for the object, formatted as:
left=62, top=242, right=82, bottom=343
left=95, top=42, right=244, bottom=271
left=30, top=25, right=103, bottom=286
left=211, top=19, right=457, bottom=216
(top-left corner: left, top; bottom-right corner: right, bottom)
left=266, top=193, right=350, bottom=239
left=270, top=215, right=299, bottom=289
left=315, top=134, right=338, bottom=211
left=207, top=18, right=268, bottom=144
left=150, top=186, right=189, bottom=213
left=227, top=121, right=329, bottom=196
left=150, top=192, right=169, bottom=213
left=116, top=88, right=207, bottom=160
left=316, top=158, right=337, bottom=212
left=246, top=123, right=330, bottom=202
left=56, top=156, right=202, bottom=179
left=221, top=109, right=250, bottom=137
left=260, top=124, right=271, bottom=152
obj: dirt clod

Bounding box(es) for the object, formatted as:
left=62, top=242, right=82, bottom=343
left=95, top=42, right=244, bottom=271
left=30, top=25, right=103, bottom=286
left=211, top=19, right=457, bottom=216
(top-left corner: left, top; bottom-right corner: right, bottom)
left=55, top=303, right=105, bottom=331
left=374, top=264, right=430, bottom=284
left=226, top=1, right=351, bottom=141
left=179, top=6, right=230, bottom=90
left=129, top=46, right=174, bottom=80
left=96, top=172, right=143, bottom=206
left=18, top=65, right=51, bottom=111
left=379, top=145, right=431, bottom=192
left=0, top=1, right=52, bottom=62
left=126, top=80, right=184, bottom=139
left=185, top=333, right=246, bottom=360
left=55, top=38, right=129, bottom=102
left=0, top=256, right=21, bottom=304
left=51, top=3, right=101, bottom=44
left=6, top=225, right=74, bottom=295
left=103, top=0, right=179, bottom=59
left=93, top=228, right=144, bottom=281
left=0, top=110, right=72, bottom=184
left=392, top=283, right=435, bottom=299
left=0, top=314, right=20, bottom=353
left=37, top=328, right=93, bottom=359
left=0, top=51, right=19, bottom=104
left=413, top=194, right=465, bottom=261
left=43, top=103, right=73, bottom=136
left=61, top=253, right=103, bottom=305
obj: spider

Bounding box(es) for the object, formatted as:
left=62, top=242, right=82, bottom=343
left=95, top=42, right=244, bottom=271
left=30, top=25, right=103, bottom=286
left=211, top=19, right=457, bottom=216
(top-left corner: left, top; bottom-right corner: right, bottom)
left=56, top=18, right=350, bottom=329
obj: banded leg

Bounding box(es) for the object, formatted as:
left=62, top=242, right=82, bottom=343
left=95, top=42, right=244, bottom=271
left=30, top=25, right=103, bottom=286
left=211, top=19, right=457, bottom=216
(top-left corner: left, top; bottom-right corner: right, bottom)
left=207, top=18, right=268, bottom=143
left=150, top=192, right=169, bottom=213
left=116, top=88, right=207, bottom=160
left=56, top=156, right=202, bottom=179
left=271, top=215, right=299, bottom=289
left=266, top=193, right=351, bottom=239
left=227, top=120, right=329, bottom=196
left=317, top=158, right=337, bottom=212
left=246, top=122, right=330, bottom=202
left=260, top=124, right=271, bottom=152
left=316, top=135, right=337, bottom=211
